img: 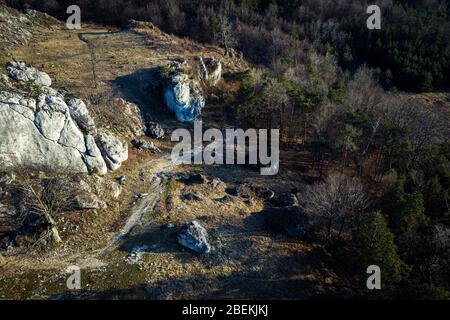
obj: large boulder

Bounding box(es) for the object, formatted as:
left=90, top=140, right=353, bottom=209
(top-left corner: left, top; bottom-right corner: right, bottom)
left=178, top=220, right=211, bottom=253
left=0, top=91, right=107, bottom=174
left=263, top=206, right=309, bottom=239
left=6, top=61, right=51, bottom=87
left=163, top=72, right=205, bottom=122
left=96, top=130, right=128, bottom=170
left=0, top=63, right=128, bottom=175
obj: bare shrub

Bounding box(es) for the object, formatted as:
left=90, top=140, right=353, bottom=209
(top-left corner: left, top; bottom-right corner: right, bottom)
left=300, top=173, right=369, bottom=241
left=13, top=170, right=77, bottom=245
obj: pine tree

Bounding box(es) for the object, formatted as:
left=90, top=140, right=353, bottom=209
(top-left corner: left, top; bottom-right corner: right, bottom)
left=353, top=211, right=407, bottom=288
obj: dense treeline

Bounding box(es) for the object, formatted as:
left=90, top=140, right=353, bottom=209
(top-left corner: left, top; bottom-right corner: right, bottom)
left=6, top=0, right=450, bottom=90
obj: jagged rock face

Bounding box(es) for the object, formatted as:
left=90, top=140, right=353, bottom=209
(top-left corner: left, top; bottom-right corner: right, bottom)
left=6, top=61, right=51, bottom=87
left=178, top=220, right=211, bottom=253
left=0, top=62, right=129, bottom=175
left=0, top=91, right=107, bottom=175
left=95, top=130, right=128, bottom=171
left=163, top=73, right=205, bottom=122
left=115, top=98, right=146, bottom=137
left=67, top=98, right=96, bottom=133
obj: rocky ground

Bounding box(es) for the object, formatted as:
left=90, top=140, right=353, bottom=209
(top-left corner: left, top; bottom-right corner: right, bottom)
left=0, top=5, right=348, bottom=299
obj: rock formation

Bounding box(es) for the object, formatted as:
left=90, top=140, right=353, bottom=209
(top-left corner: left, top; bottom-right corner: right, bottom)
left=0, top=62, right=128, bottom=175
left=178, top=220, right=211, bottom=253
left=163, top=72, right=205, bottom=122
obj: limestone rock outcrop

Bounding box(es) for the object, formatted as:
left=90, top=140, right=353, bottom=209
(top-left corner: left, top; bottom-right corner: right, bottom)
left=6, top=61, right=51, bottom=87
left=163, top=72, right=205, bottom=122
left=95, top=130, right=128, bottom=171
left=0, top=62, right=128, bottom=175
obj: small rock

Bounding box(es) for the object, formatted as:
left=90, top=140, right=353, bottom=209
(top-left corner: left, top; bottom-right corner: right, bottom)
left=146, top=121, right=165, bottom=139
left=178, top=220, right=211, bottom=253
left=215, top=194, right=236, bottom=204
left=210, top=177, right=225, bottom=188
left=181, top=192, right=203, bottom=201
left=131, top=139, right=161, bottom=153
left=133, top=193, right=148, bottom=200
left=116, top=175, right=126, bottom=185
left=72, top=193, right=107, bottom=210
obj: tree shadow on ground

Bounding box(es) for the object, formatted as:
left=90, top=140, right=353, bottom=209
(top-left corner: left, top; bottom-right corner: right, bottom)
left=48, top=250, right=341, bottom=300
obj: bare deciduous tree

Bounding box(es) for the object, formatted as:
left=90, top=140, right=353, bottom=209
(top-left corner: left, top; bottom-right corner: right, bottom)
left=20, top=174, right=76, bottom=244
left=300, top=173, right=369, bottom=241
left=215, top=15, right=236, bottom=57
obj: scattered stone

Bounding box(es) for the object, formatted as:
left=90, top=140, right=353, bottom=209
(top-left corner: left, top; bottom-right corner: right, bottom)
left=146, top=121, right=165, bottom=139
left=210, top=177, right=225, bottom=189
left=133, top=193, right=148, bottom=200
left=215, top=194, right=236, bottom=204
left=243, top=197, right=254, bottom=206
left=181, top=192, right=203, bottom=201
left=124, top=245, right=149, bottom=264
left=116, top=175, right=126, bottom=185
left=0, top=173, right=16, bottom=185
left=88, top=175, right=122, bottom=199
left=178, top=220, right=211, bottom=253
left=6, top=61, right=51, bottom=87
left=131, top=139, right=161, bottom=153
left=263, top=206, right=309, bottom=239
